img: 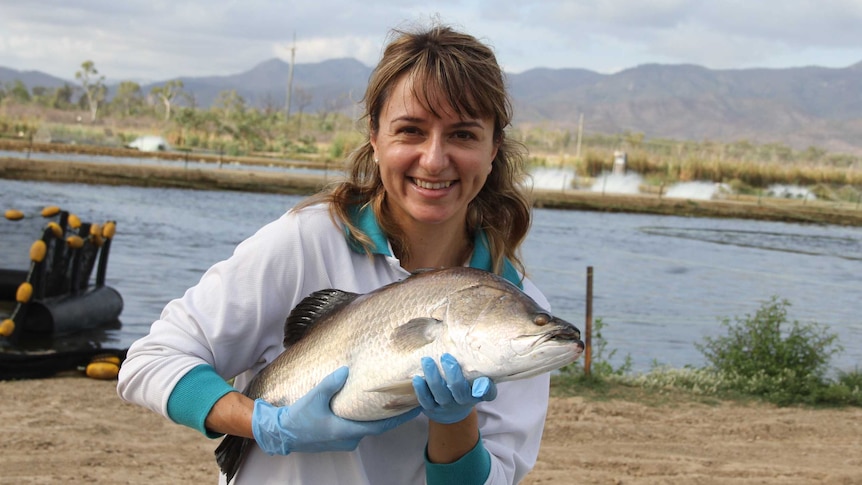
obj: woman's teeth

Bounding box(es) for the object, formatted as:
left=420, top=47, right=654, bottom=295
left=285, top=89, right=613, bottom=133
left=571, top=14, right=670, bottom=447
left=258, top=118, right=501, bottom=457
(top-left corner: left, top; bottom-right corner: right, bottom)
left=414, top=178, right=452, bottom=190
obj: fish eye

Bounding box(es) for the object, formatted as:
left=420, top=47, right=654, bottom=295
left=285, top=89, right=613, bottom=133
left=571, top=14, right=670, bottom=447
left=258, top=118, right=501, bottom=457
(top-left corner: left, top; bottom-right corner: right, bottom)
left=534, top=313, right=551, bottom=326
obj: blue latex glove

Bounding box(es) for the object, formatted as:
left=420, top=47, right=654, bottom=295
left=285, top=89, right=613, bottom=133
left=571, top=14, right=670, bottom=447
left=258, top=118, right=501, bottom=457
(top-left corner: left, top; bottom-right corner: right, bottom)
left=252, top=366, right=420, bottom=455
left=412, top=353, right=498, bottom=425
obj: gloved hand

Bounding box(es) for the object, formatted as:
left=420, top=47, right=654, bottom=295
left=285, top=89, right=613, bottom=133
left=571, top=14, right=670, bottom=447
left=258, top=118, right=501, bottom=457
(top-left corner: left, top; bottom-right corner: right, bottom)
left=252, top=366, right=420, bottom=455
left=412, top=353, right=498, bottom=425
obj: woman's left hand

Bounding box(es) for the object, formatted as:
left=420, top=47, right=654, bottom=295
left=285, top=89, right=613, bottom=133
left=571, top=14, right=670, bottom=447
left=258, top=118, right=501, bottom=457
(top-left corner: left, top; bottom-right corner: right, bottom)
left=412, top=353, right=498, bottom=424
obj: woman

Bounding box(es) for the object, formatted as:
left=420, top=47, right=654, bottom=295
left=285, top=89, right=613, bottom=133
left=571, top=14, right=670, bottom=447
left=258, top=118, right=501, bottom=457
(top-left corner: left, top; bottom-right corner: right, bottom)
left=118, top=23, right=552, bottom=484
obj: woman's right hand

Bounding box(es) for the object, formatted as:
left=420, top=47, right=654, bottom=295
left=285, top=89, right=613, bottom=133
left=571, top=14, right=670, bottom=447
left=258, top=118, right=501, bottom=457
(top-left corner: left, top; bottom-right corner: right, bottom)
left=251, top=366, right=420, bottom=455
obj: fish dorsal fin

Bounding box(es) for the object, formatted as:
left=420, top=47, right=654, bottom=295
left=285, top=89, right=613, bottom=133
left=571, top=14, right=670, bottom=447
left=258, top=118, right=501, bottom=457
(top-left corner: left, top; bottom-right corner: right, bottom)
left=389, top=317, right=443, bottom=352
left=283, top=289, right=359, bottom=347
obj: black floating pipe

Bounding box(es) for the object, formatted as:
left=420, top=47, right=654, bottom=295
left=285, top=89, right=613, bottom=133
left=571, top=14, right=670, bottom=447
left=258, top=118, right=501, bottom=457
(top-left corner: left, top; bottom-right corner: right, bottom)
left=95, top=223, right=115, bottom=287
left=21, top=286, right=124, bottom=337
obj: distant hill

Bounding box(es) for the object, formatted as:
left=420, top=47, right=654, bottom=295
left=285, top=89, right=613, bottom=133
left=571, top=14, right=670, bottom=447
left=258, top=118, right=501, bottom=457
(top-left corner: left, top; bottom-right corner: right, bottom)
left=0, top=66, right=70, bottom=89
left=2, top=58, right=862, bottom=154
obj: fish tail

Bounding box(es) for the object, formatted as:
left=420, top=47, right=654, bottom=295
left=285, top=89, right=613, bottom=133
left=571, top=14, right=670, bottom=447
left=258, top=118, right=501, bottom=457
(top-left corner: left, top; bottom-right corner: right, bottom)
left=215, top=434, right=251, bottom=483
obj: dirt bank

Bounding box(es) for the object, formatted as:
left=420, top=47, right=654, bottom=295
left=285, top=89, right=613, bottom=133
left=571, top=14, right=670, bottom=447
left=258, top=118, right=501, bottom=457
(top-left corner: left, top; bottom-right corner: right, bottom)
left=1, top=376, right=859, bottom=484
left=3, top=156, right=862, bottom=227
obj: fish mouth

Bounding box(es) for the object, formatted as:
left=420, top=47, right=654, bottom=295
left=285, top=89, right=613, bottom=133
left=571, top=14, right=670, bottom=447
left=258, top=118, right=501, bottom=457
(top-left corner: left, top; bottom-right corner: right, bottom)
left=537, top=321, right=582, bottom=345
left=547, top=325, right=581, bottom=342
left=513, top=322, right=585, bottom=355
left=519, top=323, right=585, bottom=356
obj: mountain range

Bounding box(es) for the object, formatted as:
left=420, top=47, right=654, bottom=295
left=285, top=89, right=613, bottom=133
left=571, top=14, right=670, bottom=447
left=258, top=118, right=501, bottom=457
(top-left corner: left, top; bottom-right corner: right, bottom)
left=3, top=58, right=862, bottom=154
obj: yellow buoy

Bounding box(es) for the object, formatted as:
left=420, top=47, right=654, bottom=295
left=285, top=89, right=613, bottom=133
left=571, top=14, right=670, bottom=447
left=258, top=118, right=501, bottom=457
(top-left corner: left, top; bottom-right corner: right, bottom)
left=4, top=209, right=24, bottom=221
left=47, top=221, right=63, bottom=238
left=90, top=223, right=101, bottom=236
left=30, top=240, right=47, bottom=262
left=68, top=213, right=81, bottom=229
left=41, top=206, right=61, bottom=217
left=90, top=233, right=104, bottom=247
left=102, top=221, right=116, bottom=239
left=16, top=282, right=33, bottom=303
left=90, top=354, right=121, bottom=366
left=85, top=361, right=120, bottom=380
left=66, top=235, right=84, bottom=249
left=0, top=319, right=14, bottom=337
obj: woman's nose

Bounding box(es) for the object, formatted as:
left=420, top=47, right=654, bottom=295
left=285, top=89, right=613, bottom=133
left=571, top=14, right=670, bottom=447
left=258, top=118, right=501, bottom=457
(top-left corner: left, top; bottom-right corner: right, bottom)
left=419, top=133, right=448, bottom=173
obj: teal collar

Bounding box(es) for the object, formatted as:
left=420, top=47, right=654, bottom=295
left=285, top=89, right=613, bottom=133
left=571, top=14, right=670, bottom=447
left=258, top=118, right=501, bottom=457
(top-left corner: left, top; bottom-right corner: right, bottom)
left=345, top=204, right=523, bottom=288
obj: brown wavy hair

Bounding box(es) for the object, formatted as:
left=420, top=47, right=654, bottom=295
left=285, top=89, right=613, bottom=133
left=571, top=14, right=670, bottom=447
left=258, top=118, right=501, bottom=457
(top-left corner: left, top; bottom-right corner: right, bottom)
left=297, top=23, right=531, bottom=276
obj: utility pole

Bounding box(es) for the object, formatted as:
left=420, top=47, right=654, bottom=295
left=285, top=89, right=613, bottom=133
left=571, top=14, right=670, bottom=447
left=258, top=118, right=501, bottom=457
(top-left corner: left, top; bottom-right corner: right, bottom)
left=285, top=32, right=296, bottom=122
left=575, top=113, right=584, bottom=160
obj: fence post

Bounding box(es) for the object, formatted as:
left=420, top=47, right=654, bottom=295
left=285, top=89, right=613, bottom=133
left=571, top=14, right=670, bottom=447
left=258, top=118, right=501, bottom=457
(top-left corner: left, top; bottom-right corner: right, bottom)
left=584, top=266, right=593, bottom=377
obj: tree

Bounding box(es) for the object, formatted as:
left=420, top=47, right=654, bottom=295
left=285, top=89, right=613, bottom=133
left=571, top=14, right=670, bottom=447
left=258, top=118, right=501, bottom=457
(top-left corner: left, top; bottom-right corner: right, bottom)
left=293, top=86, right=313, bottom=137
left=31, top=86, right=53, bottom=107
left=9, top=80, right=31, bottom=103
left=75, top=60, right=107, bottom=122
left=150, top=79, right=184, bottom=121
left=51, top=83, right=76, bottom=110
left=213, top=89, right=246, bottom=121
left=111, top=81, right=143, bottom=117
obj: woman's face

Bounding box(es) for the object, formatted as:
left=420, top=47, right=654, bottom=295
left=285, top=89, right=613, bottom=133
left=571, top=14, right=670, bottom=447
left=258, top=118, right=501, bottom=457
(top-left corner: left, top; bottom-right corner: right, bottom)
left=370, top=75, right=499, bottom=232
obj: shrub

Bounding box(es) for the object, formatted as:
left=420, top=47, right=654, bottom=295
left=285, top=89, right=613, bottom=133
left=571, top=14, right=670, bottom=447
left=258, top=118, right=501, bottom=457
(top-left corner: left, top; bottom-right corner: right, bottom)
left=695, top=297, right=847, bottom=404
left=697, top=297, right=839, bottom=381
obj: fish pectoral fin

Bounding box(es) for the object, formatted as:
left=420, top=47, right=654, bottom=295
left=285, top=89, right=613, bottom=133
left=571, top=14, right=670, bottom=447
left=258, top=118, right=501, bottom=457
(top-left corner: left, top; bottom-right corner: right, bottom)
left=382, top=396, right=420, bottom=412
left=367, top=380, right=419, bottom=411
left=390, top=317, right=443, bottom=351
left=368, top=380, right=415, bottom=395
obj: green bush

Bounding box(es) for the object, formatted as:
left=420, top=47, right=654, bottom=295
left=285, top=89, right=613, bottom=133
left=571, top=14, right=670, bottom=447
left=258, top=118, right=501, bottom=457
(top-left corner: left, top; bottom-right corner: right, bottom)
left=694, top=297, right=858, bottom=405
left=696, top=297, right=839, bottom=382
left=552, top=299, right=860, bottom=407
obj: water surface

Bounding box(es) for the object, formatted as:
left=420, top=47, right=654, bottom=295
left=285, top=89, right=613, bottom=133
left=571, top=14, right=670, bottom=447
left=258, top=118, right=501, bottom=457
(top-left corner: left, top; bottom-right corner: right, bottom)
left=2, top=179, right=860, bottom=372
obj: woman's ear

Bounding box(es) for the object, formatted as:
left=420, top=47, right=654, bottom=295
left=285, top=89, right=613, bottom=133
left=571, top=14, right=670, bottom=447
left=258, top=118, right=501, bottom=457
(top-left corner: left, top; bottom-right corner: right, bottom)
left=369, top=121, right=378, bottom=156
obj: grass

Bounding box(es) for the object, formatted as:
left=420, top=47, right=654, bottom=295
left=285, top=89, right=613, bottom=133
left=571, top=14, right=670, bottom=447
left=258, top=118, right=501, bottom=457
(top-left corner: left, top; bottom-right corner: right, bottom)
left=552, top=303, right=862, bottom=408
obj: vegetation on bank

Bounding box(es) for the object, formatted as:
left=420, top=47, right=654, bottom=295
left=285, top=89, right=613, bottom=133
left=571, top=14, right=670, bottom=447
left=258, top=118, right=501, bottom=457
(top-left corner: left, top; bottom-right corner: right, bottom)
left=553, top=298, right=862, bottom=407
left=1, top=61, right=860, bottom=204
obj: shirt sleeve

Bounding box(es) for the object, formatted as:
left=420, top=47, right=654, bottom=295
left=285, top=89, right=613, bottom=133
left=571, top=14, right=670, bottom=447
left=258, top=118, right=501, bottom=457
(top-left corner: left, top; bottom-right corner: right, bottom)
left=116, top=210, right=319, bottom=421
left=166, top=364, right=237, bottom=438
left=425, top=436, right=492, bottom=485
left=479, top=375, right=550, bottom=484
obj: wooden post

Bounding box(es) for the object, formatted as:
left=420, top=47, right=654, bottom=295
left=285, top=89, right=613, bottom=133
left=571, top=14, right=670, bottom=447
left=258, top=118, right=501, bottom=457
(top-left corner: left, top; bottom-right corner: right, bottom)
left=584, top=266, right=593, bottom=376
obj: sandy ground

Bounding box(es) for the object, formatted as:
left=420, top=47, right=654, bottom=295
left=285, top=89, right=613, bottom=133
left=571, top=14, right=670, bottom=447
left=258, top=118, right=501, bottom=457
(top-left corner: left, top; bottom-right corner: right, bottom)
left=1, top=375, right=860, bottom=484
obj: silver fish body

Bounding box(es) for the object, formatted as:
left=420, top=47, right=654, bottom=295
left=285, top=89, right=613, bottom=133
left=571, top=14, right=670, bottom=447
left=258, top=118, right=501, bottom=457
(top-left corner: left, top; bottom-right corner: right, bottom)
left=250, top=266, right=583, bottom=418
left=216, top=267, right=583, bottom=480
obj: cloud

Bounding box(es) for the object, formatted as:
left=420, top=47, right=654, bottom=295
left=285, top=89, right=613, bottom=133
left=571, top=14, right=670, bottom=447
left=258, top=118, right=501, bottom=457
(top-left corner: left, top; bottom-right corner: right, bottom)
left=0, top=0, right=860, bottom=82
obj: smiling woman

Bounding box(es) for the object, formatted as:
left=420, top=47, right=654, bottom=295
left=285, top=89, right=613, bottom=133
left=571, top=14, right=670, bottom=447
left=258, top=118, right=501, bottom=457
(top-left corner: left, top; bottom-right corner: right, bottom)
left=117, top=22, right=553, bottom=485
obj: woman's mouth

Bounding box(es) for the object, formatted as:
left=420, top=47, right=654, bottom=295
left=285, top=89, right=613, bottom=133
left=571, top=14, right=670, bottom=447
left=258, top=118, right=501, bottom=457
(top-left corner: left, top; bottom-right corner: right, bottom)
left=412, top=178, right=453, bottom=190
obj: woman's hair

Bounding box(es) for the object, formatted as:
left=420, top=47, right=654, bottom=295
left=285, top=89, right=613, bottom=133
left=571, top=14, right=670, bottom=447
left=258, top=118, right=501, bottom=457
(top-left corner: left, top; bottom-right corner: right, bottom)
left=297, top=22, right=532, bottom=276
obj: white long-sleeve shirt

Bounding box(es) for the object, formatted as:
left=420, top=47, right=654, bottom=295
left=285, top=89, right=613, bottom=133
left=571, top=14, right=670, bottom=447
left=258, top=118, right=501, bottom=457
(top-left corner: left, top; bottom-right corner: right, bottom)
left=118, top=203, right=551, bottom=484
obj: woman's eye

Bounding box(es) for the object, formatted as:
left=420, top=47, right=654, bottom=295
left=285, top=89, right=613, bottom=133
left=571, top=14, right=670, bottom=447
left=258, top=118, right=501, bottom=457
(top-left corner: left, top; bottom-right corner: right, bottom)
left=453, top=131, right=476, bottom=140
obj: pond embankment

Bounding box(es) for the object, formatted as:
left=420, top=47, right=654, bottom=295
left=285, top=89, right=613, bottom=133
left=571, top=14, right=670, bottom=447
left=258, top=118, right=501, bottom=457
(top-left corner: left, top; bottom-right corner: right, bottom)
left=2, top=138, right=861, bottom=227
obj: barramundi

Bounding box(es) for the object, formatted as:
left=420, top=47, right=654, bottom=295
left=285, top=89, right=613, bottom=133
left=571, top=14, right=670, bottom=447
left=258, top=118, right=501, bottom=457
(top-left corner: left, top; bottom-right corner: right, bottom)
left=215, top=267, right=584, bottom=481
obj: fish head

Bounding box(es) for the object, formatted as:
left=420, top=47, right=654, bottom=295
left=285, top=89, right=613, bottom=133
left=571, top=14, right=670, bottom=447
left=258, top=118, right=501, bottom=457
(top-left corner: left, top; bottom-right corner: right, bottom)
left=440, top=274, right=585, bottom=382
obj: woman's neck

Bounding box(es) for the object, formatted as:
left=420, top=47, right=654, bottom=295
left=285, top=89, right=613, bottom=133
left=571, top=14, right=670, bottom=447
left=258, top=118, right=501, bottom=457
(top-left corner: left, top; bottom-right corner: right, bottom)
left=395, top=222, right=473, bottom=272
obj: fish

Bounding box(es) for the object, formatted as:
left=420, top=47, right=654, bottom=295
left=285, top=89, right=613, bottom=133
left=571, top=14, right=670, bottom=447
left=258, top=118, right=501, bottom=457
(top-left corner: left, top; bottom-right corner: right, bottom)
left=215, top=266, right=584, bottom=482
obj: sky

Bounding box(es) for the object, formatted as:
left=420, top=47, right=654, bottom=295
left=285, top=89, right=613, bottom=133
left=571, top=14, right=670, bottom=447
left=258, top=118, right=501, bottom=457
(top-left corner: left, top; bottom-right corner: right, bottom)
left=1, top=0, right=862, bottom=83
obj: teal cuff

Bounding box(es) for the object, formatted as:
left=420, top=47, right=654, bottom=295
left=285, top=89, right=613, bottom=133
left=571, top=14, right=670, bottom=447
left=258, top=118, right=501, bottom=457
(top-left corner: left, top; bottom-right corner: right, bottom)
left=425, top=437, right=491, bottom=485
left=166, top=364, right=237, bottom=438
